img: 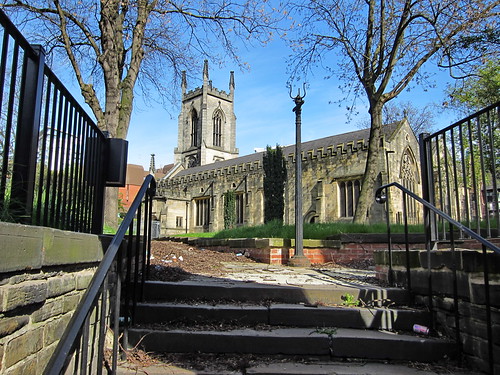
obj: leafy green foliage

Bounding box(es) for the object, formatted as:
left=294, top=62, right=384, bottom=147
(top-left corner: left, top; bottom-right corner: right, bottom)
left=446, top=60, right=500, bottom=182
left=223, top=190, right=236, bottom=230
left=447, top=59, right=500, bottom=112
left=341, top=293, right=361, bottom=307
left=458, top=28, right=500, bottom=54
left=263, top=145, right=287, bottom=223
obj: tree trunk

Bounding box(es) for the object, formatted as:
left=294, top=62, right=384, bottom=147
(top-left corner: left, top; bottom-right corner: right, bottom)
left=353, top=102, right=384, bottom=224
left=104, top=186, right=119, bottom=231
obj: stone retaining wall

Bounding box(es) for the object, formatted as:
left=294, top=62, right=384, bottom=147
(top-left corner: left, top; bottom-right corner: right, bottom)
left=0, top=222, right=105, bottom=375
left=375, top=248, right=500, bottom=374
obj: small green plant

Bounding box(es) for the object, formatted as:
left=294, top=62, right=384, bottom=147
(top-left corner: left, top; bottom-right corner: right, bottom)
left=312, top=327, right=338, bottom=336
left=341, top=293, right=361, bottom=307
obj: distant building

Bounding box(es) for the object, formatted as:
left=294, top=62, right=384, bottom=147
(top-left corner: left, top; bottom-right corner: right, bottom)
left=153, top=62, right=422, bottom=235
left=119, top=162, right=173, bottom=212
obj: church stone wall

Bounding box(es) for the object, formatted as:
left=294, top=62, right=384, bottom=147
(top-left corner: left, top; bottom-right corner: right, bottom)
left=284, top=139, right=374, bottom=224
left=160, top=61, right=423, bottom=234
left=156, top=120, right=421, bottom=235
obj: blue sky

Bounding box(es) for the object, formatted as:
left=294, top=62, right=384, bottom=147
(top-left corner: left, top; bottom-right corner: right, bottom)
left=126, top=36, right=458, bottom=170
left=50, top=32, right=460, bottom=171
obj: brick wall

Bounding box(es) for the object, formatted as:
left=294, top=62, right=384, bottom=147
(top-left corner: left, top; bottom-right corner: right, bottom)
left=244, top=245, right=378, bottom=265
left=183, top=237, right=383, bottom=265
left=375, top=248, right=500, bottom=374
left=0, top=222, right=105, bottom=375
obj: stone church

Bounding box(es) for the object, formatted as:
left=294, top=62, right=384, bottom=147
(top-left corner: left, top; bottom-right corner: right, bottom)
left=154, top=61, right=422, bottom=235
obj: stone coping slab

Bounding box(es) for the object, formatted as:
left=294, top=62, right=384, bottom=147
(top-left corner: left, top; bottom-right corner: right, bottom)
left=165, top=233, right=431, bottom=247
left=166, top=237, right=342, bottom=249
left=0, top=222, right=105, bottom=273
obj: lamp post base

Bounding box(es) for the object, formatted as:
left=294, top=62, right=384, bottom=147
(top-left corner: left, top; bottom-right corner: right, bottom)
left=288, top=255, right=311, bottom=267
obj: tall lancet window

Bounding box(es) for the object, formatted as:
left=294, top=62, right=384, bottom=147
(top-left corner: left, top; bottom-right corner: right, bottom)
left=190, top=109, right=198, bottom=147
left=213, top=110, right=223, bottom=147
left=400, top=149, right=419, bottom=223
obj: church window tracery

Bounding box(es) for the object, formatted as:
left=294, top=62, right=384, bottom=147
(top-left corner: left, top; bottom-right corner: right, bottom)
left=400, top=149, right=419, bottom=222
left=187, top=156, right=198, bottom=168
left=195, top=197, right=210, bottom=227
left=213, top=109, right=223, bottom=147
left=235, top=192, right=245, bottom=224
left=339, top=179, right=361, bottom=217
left=190, top=109, right=198, bottom=147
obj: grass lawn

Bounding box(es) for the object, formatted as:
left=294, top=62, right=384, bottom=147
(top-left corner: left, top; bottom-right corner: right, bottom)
left=172, top=220, right=424, bottom=240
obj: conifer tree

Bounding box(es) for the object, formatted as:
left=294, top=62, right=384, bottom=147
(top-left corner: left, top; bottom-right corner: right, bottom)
left=263, top=145, right=287, bottom=223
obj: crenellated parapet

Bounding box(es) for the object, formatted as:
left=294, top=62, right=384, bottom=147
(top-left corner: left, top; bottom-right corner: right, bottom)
left=157, top=129, right=376, bottom=197
left=183, top=85, right=232, bottom=101
left=157, top=159, right=262, bottom=194
left=285, top=138, right=368, bottom=163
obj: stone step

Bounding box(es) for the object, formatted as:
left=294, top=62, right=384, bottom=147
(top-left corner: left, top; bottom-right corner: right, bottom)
left=134, top=302, right=429, bottom=332
left=142, top=280, right=410, bottom=306
left=117, top=360, right=482, bottom=375
left=127, top=327, right=456, bottom=362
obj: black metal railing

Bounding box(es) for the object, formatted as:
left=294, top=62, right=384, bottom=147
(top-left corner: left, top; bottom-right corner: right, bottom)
left=0, top=9, right=106, bottom=233
left=420, top=102, right=500, bottom=240
left=43, top=174, right=156, bottom=375
left=376, top=182, right=499, bottom=374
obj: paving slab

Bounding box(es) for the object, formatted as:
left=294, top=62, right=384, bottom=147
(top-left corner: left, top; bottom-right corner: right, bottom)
left=220, top=263, right=378, bottom=287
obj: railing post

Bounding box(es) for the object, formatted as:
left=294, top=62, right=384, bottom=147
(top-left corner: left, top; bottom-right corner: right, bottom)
left=91, top=134, right=108, bottom=234
left=385, top=187, right=394, bottom=286
left=10, top=45, right=45, bottom=222
left=419, top=133, right=435, bottom=330
left=419, top=133, right=437, bottom=247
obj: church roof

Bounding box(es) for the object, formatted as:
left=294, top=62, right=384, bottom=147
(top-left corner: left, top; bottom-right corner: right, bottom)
left=171, top=122, right=401, bottom=178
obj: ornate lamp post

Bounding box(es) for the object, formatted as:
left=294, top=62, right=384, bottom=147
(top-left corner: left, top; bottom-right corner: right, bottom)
left=288, top=85, right=311, bottom=267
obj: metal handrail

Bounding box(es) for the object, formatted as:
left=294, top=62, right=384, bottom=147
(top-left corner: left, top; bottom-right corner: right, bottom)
left=376, top=182, right=500, bottom=254
left=43, top=174, right=156, bottom=375
left=376, top=181, right=498, bottom=374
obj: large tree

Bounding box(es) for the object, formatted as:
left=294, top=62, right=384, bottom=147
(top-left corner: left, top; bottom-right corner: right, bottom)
left=357, top=101, right=436, bottom=135
left=288, top=0, right=500, bottom=223
left=447, top=59, right=500, bottom=112
left=447, top=59, right=500, bottom=180
left=2, top=0, right=282, bottom=226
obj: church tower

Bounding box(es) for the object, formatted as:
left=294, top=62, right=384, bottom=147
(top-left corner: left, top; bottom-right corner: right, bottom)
left=174, top=60, right=239, bottom=168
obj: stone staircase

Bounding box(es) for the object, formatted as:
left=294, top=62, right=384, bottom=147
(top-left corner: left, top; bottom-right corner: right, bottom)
left=126, top=274, right=457, bottom=366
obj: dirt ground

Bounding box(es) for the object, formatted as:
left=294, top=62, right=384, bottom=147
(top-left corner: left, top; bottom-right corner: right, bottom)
left=148, top=240, right=258, bottom=281
left=147, top=239, right=374, bottom=282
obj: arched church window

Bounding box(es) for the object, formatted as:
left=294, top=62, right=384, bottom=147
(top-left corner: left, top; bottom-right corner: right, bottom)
left=190, top=109, right=198, bottom=147
left=339, top=182, right=346, bottom=216
left=195, top=197, right=210, bottom=227
left=235, top=192, right=244, bottom=224
left=339, top=179, right=361, bottom=217
left=213, top=110, right=223, bottom=147
left=187, top=156, right=198, bottom=168
left=400, top=149, right=419, bottom=222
